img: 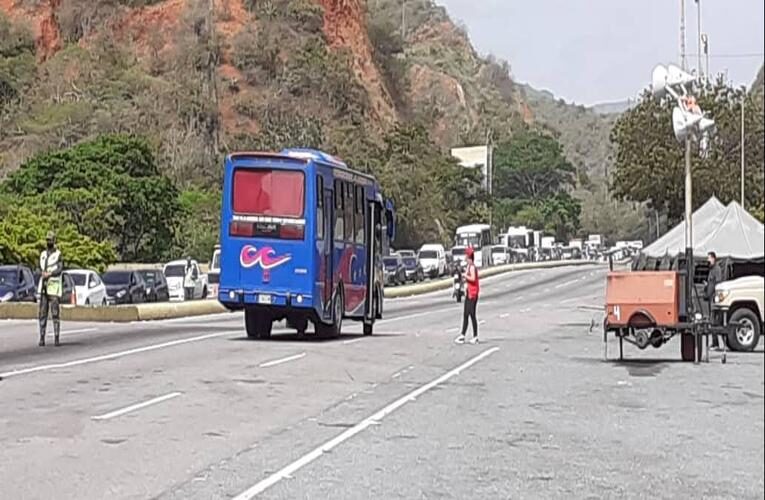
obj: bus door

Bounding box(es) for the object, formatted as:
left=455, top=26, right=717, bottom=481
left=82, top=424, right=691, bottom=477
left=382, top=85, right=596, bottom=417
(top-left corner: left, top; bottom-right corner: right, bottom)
left=364, top=199, right=379, bottom=321
left=322, top=188, right=334, bottom=318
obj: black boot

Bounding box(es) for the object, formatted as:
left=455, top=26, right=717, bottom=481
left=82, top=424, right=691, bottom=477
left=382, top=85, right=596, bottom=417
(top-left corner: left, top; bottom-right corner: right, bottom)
left=38, top=328, right=46, bottom=347
left=54, top=323, right=60, bottom=346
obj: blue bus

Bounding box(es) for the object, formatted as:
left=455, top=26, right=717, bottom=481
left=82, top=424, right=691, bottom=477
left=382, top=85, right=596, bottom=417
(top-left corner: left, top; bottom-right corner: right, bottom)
left=218, top=148, right=395, bottom=339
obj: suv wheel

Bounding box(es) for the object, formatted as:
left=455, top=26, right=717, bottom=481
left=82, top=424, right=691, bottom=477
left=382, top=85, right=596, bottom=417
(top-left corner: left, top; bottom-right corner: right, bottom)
left=728, top=308, right=761, bottom=352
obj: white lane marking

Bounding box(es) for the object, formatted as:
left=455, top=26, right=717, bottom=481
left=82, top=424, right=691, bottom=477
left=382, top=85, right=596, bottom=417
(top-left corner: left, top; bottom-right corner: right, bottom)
left=560, top=297, right=580, bottom=304
left=137, top=311, right=241, bottom=325
left=0, top=331, right=239, bottom=379
left=520, top=308, right=531, bottom=313
left=62, top=328, right=98, bottom=336
left=342, top=337, right=365, bottom=345
left=499, top=313, right=509, bottom=319
left=258, top=353, right=306, bottom=368
left=515, top=295, right=524, bottom=301
left=232, top=347, right=500, bottom=499
left=446, top=327, right=459, bottom=333
left=554, top=279, right=580, bottom=289
left=91, top=392, right=182, bottom=421
left=478, top=320, right=486, bottom=325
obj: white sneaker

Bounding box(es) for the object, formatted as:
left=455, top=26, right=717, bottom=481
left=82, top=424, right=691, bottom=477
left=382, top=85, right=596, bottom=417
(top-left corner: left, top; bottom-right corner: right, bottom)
left=454, top=335, right=465, bottom=344
left=469, top=336, right=479, bottom=345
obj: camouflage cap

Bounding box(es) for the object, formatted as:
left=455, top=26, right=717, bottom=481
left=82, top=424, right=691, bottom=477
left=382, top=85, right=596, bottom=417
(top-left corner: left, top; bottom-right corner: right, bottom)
left=46, top=231, right=56, bottom=241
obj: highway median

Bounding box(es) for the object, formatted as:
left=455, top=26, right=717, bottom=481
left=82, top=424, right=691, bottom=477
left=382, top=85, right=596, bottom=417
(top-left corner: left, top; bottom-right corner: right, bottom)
left=0, top=261, right=598, bottom=322
left=384, top=259, right=599, bottom=298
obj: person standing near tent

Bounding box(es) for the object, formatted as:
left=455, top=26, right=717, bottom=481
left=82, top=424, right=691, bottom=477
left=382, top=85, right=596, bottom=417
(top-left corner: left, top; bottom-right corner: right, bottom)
left=705, top=251, right=723, bottom=349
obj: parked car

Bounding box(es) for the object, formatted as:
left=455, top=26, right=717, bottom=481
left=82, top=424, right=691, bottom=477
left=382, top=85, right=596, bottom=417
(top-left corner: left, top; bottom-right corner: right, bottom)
left=103, top=270, right=146, bottom=305
left=418, top=244, right=447, bottom=278
left=714, top=275, right=764, bottom=352
left=138, top=269, right=169, bottom=302
left=396, top=249, right=417, bottom=259
left=400, top=254, right=425, bottom=282
left=383, top=255, right=407, bottom=286
left=163, top=259, right=208, bottom=300
left=67, top=269, right=108, bottom=306
left=33, top=270, right=76, bottom=305
left=490, top=245, right=510, bottom=265
left=208, top=245, right=221, bottom=299
left=0, top=265, right=37, bottom=303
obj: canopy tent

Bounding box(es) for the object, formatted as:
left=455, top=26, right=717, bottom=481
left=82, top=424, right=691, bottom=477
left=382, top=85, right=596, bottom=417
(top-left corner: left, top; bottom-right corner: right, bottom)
left=640, top=196, right=725, bottom=258
left=640, top=198, right=763, bottom=261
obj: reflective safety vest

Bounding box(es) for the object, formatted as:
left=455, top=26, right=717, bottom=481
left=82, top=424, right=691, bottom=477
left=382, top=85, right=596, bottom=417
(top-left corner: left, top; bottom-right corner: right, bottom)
left=38, top=249, right=63, bottom=297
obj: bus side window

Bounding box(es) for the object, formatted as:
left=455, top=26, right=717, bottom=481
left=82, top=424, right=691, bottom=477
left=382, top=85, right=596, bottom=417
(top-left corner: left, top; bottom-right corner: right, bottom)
left=355, top=185, right=364, bottom=244
left=334, top=180, right=344, bottom=242
left=316, top=175, right=324, bottom=240
left=345, top=182, right=354, bottom=243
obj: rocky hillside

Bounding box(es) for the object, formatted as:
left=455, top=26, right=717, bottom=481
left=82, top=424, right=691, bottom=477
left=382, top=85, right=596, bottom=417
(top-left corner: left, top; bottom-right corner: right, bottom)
left=0, top=0, right=530, bottom=181
left=519, top=84, right=618, bottom=179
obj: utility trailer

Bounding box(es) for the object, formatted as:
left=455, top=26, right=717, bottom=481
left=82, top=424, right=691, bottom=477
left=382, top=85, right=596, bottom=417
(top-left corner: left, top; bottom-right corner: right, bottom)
left=603, top=270, right=737, bottom=364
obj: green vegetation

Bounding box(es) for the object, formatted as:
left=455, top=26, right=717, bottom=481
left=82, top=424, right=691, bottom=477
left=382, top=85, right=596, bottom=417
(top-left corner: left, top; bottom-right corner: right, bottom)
left=0, top=135, right=219, bottom=269
left=611, top=78, right=765, bottom=224
left=491, top=130, right=581, bottom=241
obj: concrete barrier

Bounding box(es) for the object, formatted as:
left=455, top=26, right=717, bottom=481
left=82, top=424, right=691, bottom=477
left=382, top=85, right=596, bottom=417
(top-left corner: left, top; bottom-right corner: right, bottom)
left=1, top=261, right=598, bottom=322
left=384, top=260, right=599, bottom=298
left=0, top=299, right=227, bottom=323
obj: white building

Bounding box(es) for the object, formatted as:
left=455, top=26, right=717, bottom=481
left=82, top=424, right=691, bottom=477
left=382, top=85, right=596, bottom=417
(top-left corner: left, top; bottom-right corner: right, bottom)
left=450, top=145, right=493, bottom=193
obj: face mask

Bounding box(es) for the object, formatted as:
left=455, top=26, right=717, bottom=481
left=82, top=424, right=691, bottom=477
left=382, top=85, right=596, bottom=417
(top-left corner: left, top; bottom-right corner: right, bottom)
left=47, top=241, right=54, bottom=250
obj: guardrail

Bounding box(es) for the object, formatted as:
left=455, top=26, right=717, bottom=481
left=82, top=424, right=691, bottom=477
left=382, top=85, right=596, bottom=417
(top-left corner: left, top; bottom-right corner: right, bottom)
left=0, top=260, right=599, bottom=322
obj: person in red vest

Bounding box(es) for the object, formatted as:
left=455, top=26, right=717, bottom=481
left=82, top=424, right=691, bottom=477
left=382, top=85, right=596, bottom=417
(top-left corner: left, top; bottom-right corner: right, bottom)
left=455, top=246, right=480, bottom=344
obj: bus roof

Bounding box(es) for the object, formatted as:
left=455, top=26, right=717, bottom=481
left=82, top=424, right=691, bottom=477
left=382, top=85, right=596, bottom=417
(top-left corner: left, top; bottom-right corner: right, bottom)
left=456, top=224, right=491, bottom=233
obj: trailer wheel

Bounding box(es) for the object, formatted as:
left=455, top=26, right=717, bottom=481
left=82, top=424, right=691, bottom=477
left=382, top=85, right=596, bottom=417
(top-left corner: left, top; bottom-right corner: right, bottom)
left=728, top=308, right=761, bottom=352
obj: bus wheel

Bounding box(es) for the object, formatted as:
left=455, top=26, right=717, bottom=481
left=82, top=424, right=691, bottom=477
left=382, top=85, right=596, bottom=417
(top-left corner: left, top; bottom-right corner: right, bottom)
left=245, top=309, right=272, bottom=339
left=363, top=321, right=373, bottom=336
left=319, top=290, right=343, bottom=338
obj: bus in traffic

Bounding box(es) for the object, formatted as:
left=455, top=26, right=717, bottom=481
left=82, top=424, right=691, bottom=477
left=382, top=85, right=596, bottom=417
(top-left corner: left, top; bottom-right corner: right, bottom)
left=217, top=149, right=395, bottom=339
left=455, top=223, right=493, bottom=268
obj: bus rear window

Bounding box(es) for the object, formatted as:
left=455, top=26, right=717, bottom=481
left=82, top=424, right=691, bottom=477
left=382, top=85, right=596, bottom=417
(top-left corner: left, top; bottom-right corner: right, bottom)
left=233, top=169, right=305, bottom=218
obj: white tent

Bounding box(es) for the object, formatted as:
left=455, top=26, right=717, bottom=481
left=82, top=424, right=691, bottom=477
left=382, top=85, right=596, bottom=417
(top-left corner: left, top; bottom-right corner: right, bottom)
left=641, top=198, right=764, bottom=261
left=641, top=197, right=725, bottom=258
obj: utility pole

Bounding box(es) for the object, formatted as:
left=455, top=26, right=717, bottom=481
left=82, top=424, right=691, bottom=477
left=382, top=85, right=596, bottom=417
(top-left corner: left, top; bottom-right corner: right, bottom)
left=401, top=0, right=406, bottom=40
left=695, top=0, right=702, bottom=79
left=741, top=97, right=746, bottom=207
left=702, top=33, right=709, bottom=84
left=680, top=0, right=687, bottom=70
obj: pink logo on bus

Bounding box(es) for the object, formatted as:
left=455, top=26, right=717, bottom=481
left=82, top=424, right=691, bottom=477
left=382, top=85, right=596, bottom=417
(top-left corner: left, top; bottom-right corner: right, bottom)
left=240, top=245, right=291, bottom=270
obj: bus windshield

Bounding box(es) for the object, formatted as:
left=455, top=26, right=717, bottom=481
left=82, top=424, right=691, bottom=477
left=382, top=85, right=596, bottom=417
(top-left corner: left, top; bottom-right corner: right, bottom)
left=233, top=169, right=305, bottom=218
left=456, top=234, right=480, bottom=247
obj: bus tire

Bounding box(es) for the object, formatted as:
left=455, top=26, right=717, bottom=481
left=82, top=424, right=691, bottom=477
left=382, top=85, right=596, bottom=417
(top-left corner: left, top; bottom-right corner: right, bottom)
left=320, top=289, right=344, bottom=338
left=245, top=309, right=272, bottom=339
left=363, top=322, right=373, bottom=335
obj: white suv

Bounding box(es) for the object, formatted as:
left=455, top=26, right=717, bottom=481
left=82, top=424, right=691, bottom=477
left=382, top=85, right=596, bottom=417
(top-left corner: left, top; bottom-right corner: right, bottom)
left=714, top=275, right=764, bottom=352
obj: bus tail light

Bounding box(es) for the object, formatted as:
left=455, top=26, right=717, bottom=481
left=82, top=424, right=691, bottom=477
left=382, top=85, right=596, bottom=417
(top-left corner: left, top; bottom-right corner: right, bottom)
left=279, top=224, right=304, bottom=240
left=230, top=221, right=254, bottom=237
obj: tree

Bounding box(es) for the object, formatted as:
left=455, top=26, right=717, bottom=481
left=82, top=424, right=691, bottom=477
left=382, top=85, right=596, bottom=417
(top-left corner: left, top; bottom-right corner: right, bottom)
left=611, top=79, right=765, bottom=224
left=493, top=130, right=576, bottom=200
left=3, top=135, right=182, bottom=262
left=0, top=194, right=117, bottom=272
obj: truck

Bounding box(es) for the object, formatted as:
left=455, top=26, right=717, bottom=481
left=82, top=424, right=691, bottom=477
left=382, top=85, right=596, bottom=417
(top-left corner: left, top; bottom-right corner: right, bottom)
left=163, top=259, right=208, bottom=301
left=713, top=275, right=764, bottom=352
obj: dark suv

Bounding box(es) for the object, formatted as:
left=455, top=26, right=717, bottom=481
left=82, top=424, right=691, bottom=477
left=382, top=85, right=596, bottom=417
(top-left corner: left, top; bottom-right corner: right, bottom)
left=103, top=270, right=146, bottom=305
left=138, top=269, right=169, bottom=302
left=0, top=265, right=37, bottom=302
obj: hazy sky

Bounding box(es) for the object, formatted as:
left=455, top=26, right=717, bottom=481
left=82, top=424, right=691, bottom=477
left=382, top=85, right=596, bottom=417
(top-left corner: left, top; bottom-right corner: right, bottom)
left=435, top=0, right=765, bottom=105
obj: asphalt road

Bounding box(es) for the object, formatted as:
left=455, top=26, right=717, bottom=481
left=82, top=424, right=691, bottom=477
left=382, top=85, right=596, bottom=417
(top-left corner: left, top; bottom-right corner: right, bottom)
left=0, top=265, right=762, bottom=500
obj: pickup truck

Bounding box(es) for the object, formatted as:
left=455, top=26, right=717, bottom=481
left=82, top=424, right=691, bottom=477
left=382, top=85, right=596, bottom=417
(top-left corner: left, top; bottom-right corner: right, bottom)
left=163, top=259, right=208, bottom=301
left=714, top=275, right=764, bottom=352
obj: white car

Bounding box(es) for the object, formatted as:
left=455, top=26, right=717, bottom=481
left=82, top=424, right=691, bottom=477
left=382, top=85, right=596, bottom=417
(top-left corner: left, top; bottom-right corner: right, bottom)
left=418, top=244, right=447, bottom=278
left=714, top=275, right=764, bottom=352
left=67, top=269, right=108, bottom=306
left=208, top=245, right=221, bottom=299
left=163, top=259, right=208, bottom=301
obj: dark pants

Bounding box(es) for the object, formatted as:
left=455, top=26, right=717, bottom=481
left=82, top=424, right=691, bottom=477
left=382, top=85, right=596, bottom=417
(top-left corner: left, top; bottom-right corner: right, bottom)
left=708, top=299, right=722, bottom=348
left=461, top=296, right=478, bottom=337
left=39, top=293, right=60, bottom=333
left=184, top=287, right=195, bottom=300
